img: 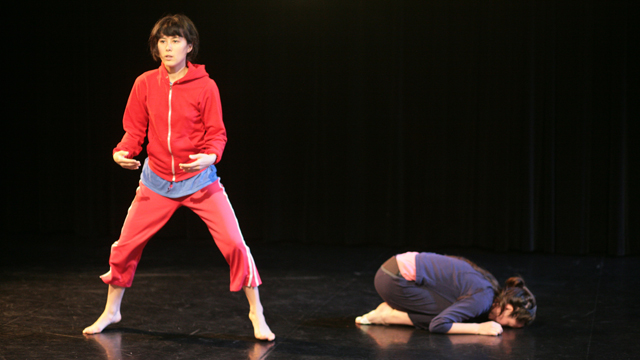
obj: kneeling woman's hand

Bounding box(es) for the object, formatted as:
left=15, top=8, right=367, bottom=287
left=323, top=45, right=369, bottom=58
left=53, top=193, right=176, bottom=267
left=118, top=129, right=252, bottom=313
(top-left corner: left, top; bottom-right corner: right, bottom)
left=477, top=321, right=503, bottom=336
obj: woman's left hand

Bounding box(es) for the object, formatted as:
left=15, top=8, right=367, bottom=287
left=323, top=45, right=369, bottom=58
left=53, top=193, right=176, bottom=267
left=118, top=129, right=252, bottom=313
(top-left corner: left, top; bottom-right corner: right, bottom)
left=179, top=153, right=217, bottom=173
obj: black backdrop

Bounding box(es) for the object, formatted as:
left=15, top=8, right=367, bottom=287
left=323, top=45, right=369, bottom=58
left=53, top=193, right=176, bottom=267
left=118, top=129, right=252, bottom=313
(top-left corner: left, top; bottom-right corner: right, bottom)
left=5, top=0, right=639, bottom=255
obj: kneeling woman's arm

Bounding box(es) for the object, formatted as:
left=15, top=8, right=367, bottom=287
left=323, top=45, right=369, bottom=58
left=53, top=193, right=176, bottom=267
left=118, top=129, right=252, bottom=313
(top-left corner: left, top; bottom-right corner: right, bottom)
left=447, top=322, right=503, bottom=336
left=427, top=289, right=498, bottom=335
left=387, top=307, right=503, bottom=336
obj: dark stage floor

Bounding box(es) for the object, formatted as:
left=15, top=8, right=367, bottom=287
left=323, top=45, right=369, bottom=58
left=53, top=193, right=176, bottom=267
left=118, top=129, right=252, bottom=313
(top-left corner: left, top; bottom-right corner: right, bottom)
left=1, top=238, right=638, bottom=359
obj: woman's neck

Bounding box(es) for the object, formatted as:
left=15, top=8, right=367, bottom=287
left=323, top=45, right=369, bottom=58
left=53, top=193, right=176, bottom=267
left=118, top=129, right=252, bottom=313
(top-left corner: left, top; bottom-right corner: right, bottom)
left=166, top=63, right=188, bottom=83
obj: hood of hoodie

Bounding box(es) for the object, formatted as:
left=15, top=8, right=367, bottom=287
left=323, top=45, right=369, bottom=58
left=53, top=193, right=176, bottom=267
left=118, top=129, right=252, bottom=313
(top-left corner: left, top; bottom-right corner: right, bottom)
left=157, top=62, right=210, bottom=85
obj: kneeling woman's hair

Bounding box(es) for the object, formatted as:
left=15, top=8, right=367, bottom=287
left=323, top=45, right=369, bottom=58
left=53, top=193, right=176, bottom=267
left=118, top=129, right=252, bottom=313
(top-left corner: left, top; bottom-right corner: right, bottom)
left=493, top=277, right=537, bottom=325
left=449, top=256, right=537, bottom=326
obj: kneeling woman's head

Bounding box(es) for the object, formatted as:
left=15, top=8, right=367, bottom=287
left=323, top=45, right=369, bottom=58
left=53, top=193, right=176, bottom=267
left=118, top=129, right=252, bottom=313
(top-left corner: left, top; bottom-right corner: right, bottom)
left=489, top=277, right=537, bottom=328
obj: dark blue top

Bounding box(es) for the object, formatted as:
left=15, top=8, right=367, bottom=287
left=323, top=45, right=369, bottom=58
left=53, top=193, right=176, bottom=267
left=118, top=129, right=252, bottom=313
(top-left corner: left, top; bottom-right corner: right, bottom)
left=414, top=253, right=495, bottom=333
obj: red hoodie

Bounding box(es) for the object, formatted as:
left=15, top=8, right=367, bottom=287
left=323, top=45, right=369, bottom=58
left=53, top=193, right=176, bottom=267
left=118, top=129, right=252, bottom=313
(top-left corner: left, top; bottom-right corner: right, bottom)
left=114, top=62, right=227, bottom=183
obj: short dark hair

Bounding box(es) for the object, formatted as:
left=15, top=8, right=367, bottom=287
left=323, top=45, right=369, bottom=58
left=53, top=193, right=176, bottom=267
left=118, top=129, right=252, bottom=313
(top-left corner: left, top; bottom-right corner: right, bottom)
left=148, top=14, right=199, bottom=62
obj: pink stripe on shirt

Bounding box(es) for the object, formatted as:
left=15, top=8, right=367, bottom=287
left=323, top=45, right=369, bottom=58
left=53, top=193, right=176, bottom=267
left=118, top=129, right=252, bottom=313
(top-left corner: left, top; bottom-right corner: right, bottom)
left=396, top=251, right=419, bottom=281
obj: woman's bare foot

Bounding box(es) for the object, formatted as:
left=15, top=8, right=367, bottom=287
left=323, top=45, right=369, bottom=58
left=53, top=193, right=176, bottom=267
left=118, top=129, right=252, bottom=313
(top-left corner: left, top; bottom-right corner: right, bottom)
left=249, top=310, right=275, bottom=341
left=83, top=285, right=126, bottom=335
left=243, top=286, right=275, bottom=341
left=83, top=310, right=122, bottom=335
left=356, top=302, right=394, bottom=325
left=355, top=309, right=376, bottom=325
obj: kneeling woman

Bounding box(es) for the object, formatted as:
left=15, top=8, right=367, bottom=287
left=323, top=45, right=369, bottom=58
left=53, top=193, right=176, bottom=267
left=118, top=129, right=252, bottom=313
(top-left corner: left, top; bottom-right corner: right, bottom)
left=356, top=252, right=536, bottom=336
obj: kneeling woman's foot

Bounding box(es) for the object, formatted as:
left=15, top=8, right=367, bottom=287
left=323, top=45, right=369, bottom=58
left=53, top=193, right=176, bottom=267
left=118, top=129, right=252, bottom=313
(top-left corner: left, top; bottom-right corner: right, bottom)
left=355, top=314, right=372, bottom=325
left=356, top=308, right=378, bottom=325
left=83, top=311, right=121, bottom=335
left=249, top=311, right=275, bottom=341
left=355, top=302, right=394, bottom=325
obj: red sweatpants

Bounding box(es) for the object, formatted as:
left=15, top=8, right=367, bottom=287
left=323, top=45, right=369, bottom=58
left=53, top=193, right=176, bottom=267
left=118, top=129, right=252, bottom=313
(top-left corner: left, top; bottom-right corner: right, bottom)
left=100, top=179, right=261, bottom=291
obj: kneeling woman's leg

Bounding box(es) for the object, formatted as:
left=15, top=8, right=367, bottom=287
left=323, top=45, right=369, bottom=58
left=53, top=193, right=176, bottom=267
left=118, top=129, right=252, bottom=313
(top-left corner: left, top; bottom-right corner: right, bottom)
left=357, top=257, right=442, bottom=329
left=355, top=264, right=415, bottom=326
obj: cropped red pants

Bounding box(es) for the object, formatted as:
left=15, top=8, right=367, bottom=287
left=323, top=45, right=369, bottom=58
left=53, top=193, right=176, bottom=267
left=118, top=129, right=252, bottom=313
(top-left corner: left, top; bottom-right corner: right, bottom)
left=100, top=179, right=261, bottom=291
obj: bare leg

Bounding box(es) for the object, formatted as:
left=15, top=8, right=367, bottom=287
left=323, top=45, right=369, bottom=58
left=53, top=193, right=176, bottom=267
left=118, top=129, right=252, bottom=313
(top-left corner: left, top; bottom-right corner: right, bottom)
left=83, top=285, right=125, bottom=334
left=243, top=286, right=275, bottom=341
left=356, top=302, right=414, bottom=326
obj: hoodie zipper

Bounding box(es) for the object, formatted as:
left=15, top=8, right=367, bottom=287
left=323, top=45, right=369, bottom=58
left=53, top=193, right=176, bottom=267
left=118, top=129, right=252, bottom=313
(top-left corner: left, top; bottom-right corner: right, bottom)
left=167, top=81, right=176, bottom=190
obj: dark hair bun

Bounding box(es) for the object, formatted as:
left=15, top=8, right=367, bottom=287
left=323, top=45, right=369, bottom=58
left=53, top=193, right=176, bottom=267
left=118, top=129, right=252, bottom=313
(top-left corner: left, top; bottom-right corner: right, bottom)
left=505, top=277, right=525, bottom=288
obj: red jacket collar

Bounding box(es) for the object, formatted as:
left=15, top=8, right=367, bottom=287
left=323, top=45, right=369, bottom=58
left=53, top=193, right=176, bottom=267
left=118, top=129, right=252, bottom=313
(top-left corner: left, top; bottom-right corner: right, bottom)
left=157, top=62, right=208, bottom=83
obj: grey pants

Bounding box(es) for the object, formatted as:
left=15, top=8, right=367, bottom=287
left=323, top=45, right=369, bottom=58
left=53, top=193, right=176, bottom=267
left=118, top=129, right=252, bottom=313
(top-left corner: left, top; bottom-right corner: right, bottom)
left=374, top=256, right=452, bottom=330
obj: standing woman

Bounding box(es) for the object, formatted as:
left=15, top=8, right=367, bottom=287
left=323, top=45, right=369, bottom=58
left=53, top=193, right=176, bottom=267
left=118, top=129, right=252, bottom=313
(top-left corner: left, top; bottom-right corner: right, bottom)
left=355, top=252, right=536, bottom=336
left=83, top=14, right=275, bottom=341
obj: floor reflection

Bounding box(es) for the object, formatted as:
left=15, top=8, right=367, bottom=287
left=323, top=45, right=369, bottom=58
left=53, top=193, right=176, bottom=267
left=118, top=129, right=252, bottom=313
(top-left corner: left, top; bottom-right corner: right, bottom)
left=85, top=330, right=275, bottom=360
left=247, top=341, right=276, bottom=359
left=356, top=324, right=415, bottom=349
left=442, top=328, right=520, bottom=357
left=85, top=332, right=123, bottom=360
left=358, top=323, right=519, bottom=354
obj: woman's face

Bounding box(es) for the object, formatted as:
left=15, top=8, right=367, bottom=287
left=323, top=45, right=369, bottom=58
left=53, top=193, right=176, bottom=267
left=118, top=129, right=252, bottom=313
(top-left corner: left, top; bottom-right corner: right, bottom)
left=158, top=35, right=192, bottom=71
left=489, top=304, right=524, bottom=328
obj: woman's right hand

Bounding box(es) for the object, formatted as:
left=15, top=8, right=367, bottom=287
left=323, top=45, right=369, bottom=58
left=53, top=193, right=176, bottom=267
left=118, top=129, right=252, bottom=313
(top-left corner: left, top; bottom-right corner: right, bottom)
left=113, top=151, right=141, bottom=170
left=477, top=321, right=503, bottom=336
